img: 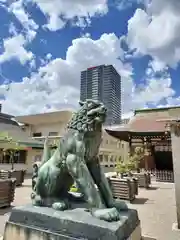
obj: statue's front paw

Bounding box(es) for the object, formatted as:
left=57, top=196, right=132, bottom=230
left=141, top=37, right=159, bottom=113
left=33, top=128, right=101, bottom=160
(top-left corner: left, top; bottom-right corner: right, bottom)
left=113, top=200, right=128, bottom=211
left=52, top=201, right=69, bottom=211
left=92, top=207, right=120, bottom=222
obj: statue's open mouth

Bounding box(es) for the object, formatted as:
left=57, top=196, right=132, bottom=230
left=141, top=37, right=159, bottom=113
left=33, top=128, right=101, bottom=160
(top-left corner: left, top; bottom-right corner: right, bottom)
left=95, top=112, right=106, bottom=123
left=87, top=105, right=107, bottom=123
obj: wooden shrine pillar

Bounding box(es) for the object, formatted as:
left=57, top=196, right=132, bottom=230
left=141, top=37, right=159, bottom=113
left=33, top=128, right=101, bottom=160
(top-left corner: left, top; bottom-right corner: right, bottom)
left=169, top=121, right=180, bottom=229
left=128, top=134, right=132, bottom=155
left=143, top=137, right=155, bottom=170
left=144, top=137, right=149, bottom=170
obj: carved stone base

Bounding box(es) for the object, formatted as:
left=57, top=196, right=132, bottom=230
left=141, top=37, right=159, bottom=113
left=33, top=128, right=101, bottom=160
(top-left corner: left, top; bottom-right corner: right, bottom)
left=3, top=205, right=142, bottom=240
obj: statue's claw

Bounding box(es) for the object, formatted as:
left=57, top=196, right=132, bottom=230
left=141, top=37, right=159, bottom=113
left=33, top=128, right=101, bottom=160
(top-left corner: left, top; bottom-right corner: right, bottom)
left=92, top=207, right=120, bottom=222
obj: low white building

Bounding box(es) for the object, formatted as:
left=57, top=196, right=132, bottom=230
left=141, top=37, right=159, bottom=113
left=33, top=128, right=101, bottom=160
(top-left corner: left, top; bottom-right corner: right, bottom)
left=15, top=110, right=129, bottom=173
left=0, top=107, right=43, bottom=173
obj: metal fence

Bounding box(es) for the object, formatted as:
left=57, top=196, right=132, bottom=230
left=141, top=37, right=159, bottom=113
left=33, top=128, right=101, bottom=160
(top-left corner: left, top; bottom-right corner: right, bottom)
left=147, top=170, right=174, bottom=183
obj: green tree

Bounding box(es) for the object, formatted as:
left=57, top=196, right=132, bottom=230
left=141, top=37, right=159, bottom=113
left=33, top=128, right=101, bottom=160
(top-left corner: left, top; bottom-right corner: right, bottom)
left=115, top=157, right=129, bottom=177
left=128, top=147, right=144, bottom=172
left=115, top=147, right=144, bottom=177
left=0, top=132, right=26, bottom=170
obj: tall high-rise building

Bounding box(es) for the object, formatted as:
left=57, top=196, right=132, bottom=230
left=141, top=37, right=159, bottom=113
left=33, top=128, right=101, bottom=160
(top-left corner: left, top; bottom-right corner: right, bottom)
left=80, top=64, right=121, bottom=125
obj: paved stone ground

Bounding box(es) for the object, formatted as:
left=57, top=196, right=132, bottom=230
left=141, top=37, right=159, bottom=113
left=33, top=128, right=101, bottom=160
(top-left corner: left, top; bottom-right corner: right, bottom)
left=0, top=178, right=180, bottom=240
left=129, top=181, right=180, bottom=240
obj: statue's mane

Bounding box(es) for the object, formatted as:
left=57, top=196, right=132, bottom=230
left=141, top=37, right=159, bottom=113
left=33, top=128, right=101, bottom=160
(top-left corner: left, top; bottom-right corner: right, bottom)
left=67, top=103, right=95, bottom=133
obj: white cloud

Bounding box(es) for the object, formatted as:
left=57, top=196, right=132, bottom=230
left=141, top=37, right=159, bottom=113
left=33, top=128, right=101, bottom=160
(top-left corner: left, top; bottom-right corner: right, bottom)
left=0, top=0, right=179, bottom=119
left=166, top=96, right=180, bottom=106
left=46, top=53, right=52, bottom=60
left=134, top=74, right=175, bottom=105
left=148, top=59, right=167, bottom=72
left=127, top=0, right=180, bottom=67
left=80, top=32, right=91, bottom=38
left=9, top=0, right=38, bottom=40
left=8, top=22, right=18, bottom=36
left=122, top=111, right=134, bottom=119
left=1, top=81, right=79, bottom=115
left=0, top=33, right=178, bottom=118
left=1, top=0, right=38, bottom=41
left=33, top=0, right=108, bottom=31
left=130, top=61, right=180, bottom=111
left=0, top=34, right=33, bottom=65
left=0, top=33, right=134, bottom=115
left=116, top=0, right=145, bottom=11
left=44, top=14, right=66, bottom=31
left=1, top=0, right=108, bottom=32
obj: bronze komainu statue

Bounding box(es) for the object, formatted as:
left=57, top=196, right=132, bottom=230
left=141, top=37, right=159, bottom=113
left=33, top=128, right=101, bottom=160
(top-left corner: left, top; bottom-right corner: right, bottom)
left=31, top=99, right=128, bottom=222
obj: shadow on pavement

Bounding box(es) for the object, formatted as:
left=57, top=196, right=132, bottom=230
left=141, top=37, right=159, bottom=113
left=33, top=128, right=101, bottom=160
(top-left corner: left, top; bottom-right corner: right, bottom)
left=24, top=174, right=32, bottom=179
left=19, top=184, right=32, bottom=188
left=147, top=186, right=159, bottom=190
left=0, top=206, right=14, bottom=216
left=132, top=198, right=148, bottom=204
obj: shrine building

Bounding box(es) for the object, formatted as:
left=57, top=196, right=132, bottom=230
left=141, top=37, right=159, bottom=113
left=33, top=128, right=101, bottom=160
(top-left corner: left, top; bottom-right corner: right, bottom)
left=105, top=106, right=180, bottom=173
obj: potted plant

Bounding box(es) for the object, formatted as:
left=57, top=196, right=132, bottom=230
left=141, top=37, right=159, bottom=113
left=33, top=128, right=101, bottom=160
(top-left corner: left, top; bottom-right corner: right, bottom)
left=108, top=158, right=136, bottom=201
left=2, top=148, right=18, bottom=171
left=0, top=133, right=26, bottom=186
left=114, top=151, right=142, bottom=195
left=0, top=178, right=16, bottom=208
left=129, top=147, right=144, bottom=173
left=130, top=147, right=151, bottom=188
left=115, top=157, right=129, bottom=178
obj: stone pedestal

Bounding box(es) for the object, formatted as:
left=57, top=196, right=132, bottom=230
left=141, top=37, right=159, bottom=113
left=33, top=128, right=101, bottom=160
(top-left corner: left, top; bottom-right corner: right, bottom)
left=3, top=205, right=142, bottom=240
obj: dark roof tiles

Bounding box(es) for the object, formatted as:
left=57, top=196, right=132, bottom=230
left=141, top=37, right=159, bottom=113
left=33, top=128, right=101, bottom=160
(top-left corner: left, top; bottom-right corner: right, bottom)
left=127, top=116, right=167, bottom=133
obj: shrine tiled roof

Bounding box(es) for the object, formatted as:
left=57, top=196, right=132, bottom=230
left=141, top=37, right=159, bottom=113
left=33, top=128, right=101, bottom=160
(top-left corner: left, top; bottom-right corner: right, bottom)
left=126, top=115, right=168, bottom=133
left=105, top=115, right=170, bottom=141
left=107, top=115, right=167, bottom=132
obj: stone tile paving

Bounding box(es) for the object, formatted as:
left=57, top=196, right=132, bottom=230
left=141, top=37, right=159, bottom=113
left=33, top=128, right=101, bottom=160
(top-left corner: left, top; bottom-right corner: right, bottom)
left=0, top=179, right=180, bottom=239
left=0, top=179, right=32, bottom=237
left=128, top=181, right=180, bottom=240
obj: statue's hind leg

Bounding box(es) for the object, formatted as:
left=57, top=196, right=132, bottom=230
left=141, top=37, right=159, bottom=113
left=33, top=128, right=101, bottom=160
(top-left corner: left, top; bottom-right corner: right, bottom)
left=32, top=176, right=70, bottom=210
left=31, top=178, right=44, bottom=206
left=32, top=195, right=70, bottom=210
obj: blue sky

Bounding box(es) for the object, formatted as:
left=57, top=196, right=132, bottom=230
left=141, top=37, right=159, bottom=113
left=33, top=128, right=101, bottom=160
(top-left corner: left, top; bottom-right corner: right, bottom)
left=0, top=0, right=180, bottom=117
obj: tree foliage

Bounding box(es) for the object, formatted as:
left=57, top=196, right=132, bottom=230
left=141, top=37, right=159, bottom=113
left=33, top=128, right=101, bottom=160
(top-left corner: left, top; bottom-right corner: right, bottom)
left=115, top=157, right=128, bottom=174
left=116, top=147, right=144, bottom=175
left=128, top=146, right=144, bottom=171
left=0, top=132, right=26, bottom=170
